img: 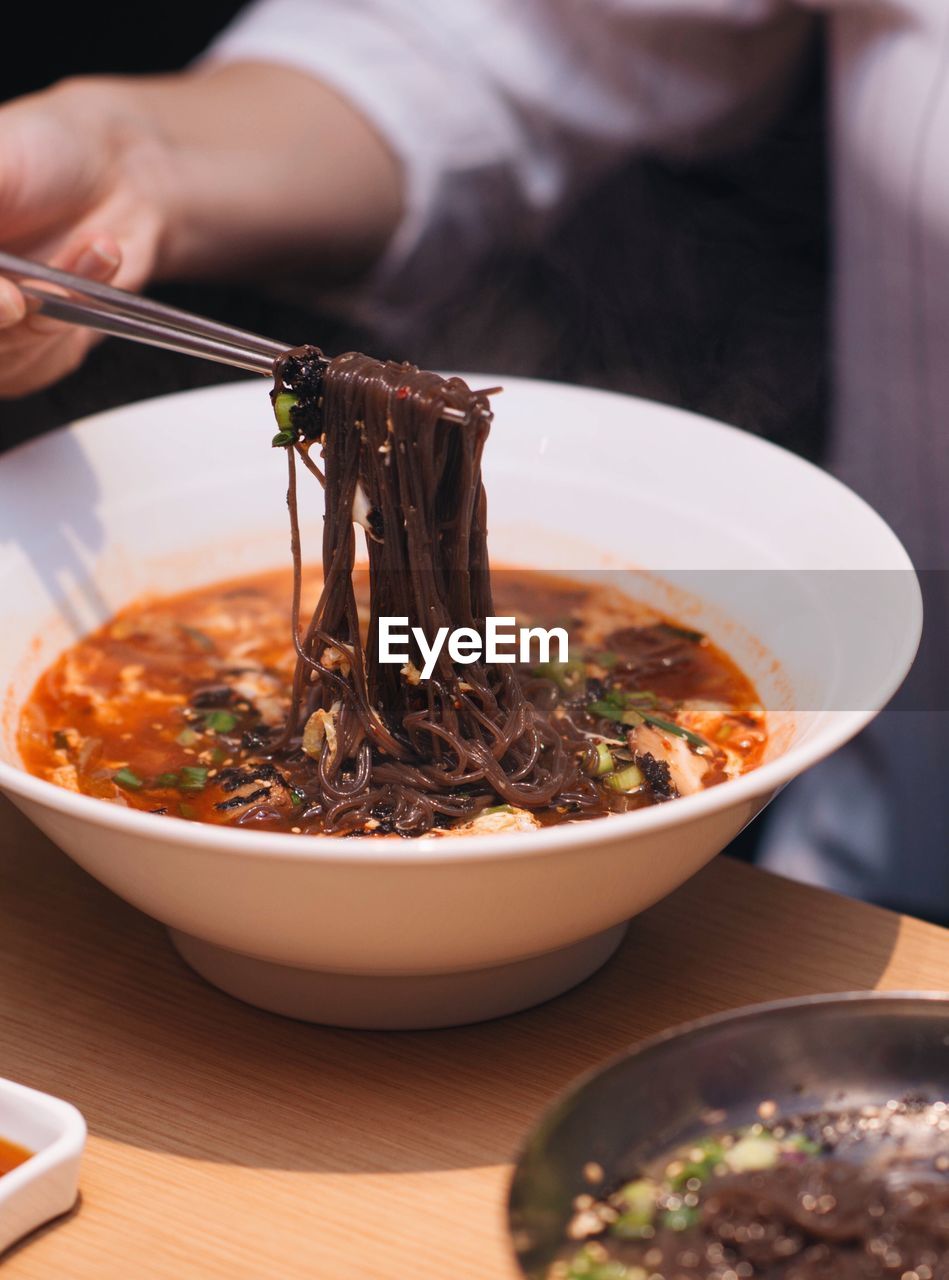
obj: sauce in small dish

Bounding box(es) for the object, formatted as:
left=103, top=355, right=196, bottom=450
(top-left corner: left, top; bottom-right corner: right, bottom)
left=0, top=1135, right=32, bottom=1176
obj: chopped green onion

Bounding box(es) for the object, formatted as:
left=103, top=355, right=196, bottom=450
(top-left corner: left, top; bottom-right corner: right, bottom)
left=588, top=699, right=626, bottom=722
left=178, top=765, right=209, bottom=792
left=594, top=651, right=618, bottom=669
left=662, top=1205, right=700, bottom=1232
left=155, top=772, right=180, bottom=788
left=204, top=710, right=237, bottom=734
left=641, top=713, right=709, bottom=752
left=785, top=1134, right=822, bottom=1155
left=566, top=1247, right=637, bottom=1280
left=658, top=622, right=705, bottom=644
left=179, top=624, right=215, bottom=652
left=589, top=691, right=656, bottom=725
left=589, top=700, right=645, bottom=729
left=668, top=1137, right=725, bottom=1189
left=591, top=698, right=708, bottom=752
left=530, top=658, right=586, bottom=690
left=113, top=767, right=143, bottom=791
left=612, top=1214, right=651, bottom=1242
left=610, top=1179, right=656, bottom=1238
left=290, top=789, right=305, bottom=808
left=482, top=803, right=516, bottom=816
left=178, top=802, right=197, bottom=820
left=176, top=728, right=199, bottom=747
left=273, top=392, right=299, bottom=432
left=723, top=1133, right=780, bottom=1173
left=585, top=742, right=614, bottom=777
left=605, top=764, right=644, bottom=792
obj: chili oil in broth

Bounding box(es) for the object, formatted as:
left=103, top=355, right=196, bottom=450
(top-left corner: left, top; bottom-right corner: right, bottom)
left=18, top=567, right=766, bottom=837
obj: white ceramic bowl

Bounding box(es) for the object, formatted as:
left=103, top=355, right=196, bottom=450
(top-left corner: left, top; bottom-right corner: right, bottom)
left=0, top=1076, right=85, bottom=1255
left=0, top=378, right=921, bottom=1028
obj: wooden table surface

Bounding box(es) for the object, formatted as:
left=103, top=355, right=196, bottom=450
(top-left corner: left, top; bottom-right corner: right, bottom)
left=0, top=796, right=946, bottom=1279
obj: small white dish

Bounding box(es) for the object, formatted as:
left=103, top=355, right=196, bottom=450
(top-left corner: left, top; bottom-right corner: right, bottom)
left=0, top=1077, right=85, bottom=1254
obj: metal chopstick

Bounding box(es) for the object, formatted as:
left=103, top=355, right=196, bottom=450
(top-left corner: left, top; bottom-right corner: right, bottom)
left=16, top=288, right=280, bottom=376
left=0, top=250, right=487, bottom=422
left=0, top=250, right=285, bottom=364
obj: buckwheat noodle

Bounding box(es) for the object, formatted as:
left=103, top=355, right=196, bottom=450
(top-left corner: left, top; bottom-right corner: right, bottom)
left=270, top=347, right=595, bottom=835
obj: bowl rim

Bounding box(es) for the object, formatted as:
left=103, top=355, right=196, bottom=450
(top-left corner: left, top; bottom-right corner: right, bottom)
left=0, top=378, right=924, bottom=866
left=513, top=989, right=949, bottom=1129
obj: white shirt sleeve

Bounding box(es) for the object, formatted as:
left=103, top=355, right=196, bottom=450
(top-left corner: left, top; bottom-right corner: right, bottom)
left=204, top=0, right=812, bottom=328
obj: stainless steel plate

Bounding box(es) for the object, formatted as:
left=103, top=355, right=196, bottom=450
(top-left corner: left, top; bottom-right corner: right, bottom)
left=508, top=991, right=949, bottom=1278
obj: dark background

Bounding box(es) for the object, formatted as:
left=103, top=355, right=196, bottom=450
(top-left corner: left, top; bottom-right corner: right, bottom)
left=0, top=6, right=831, bottom=865
left=0, top=2, right=829, bottom=459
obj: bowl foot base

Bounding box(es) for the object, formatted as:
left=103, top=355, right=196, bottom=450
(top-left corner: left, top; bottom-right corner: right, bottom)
left=168, top=923, right=628, bottom=1029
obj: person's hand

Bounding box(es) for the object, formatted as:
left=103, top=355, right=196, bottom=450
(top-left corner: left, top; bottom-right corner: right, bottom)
left=0, top=65, right=402, bottom=399
left=0, top=79, right=171, bottom=397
